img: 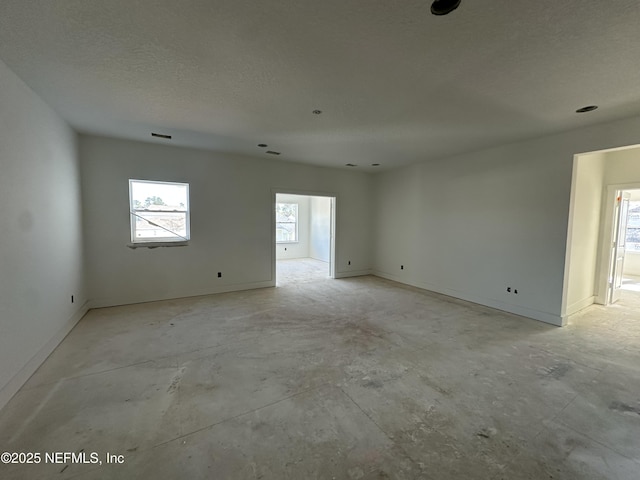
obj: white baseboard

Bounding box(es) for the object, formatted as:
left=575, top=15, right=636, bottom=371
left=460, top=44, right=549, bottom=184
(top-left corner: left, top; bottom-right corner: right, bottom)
left=334, top=269, right=372, bottom=279
left=90, top=280, right=275, bottom=309
left=564, top=296, right=596, bottom=318
left=90, top=271, right=377, bottom=309
left=0, top=301, right=90, bottom=411
left=372, top=271, right=563, bottom=327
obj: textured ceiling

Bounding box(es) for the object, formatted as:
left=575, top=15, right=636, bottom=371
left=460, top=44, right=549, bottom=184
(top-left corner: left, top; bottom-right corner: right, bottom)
left=1, top=0, right=639, bottom=171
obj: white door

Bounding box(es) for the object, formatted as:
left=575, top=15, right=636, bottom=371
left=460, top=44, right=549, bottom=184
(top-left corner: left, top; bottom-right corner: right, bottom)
left=609, top=191, right=631, bottom=304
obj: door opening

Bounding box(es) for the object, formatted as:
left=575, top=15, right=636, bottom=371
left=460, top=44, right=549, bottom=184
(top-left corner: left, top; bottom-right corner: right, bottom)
left=608, top=189, right=640, bottom=304
left=562, top=144, right=640, bottom=322
left=272, top=192, right=336, bottom=286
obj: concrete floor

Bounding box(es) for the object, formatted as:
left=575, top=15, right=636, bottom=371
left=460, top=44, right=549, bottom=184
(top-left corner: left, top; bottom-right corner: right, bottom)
left=1, top=268, right=639, bottom=479
left=276, top=258, right=329, bottom=286
left=621, top=273, right=640, bottom=293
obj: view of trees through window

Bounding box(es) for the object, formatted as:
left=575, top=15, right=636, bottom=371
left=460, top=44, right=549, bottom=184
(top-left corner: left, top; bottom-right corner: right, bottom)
left=129, top=180, right=189, bottom=242
left=627, top=200, right=640, bottom=252
left=276, top=203, right=298, bottom=242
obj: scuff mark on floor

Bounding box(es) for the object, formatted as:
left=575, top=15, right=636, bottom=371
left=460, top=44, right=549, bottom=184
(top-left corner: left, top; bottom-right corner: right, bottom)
left=609, top=401, right=640, bottom=416
left=167, top=367, right=186, bottom=394
left=476, top=427, right=497, bottom=439
left=361, top=378, right=384, bottom=389
left=539, top=363, right=571, bottom=380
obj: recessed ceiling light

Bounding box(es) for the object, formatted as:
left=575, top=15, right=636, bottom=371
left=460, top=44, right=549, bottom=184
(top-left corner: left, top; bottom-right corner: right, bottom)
left=576, top=105, right=598, bottom=113
left=258, top=143, right=268, bottom=147
left=371, top=163, right=381, bottom=167
left=312, top=110, right=322, bottom=115
left=151, top=132, right=172, bottom=139
left=345, top=163, right=357, bottom=167
left=431, top=0, right=461, bottom=16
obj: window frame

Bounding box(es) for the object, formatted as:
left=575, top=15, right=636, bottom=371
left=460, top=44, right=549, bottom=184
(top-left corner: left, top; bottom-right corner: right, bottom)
left=275, top=202, right=299, bottom=244
left=129, top=179, right=190, bottom=245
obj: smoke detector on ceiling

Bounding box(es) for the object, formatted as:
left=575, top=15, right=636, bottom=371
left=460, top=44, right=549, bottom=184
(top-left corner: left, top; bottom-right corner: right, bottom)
left=431, top=0, right=461, bottom=15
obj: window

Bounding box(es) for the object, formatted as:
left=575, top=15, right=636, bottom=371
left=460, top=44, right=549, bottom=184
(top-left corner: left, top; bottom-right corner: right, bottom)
left=626, top=200, right=640, bottom=252
left=276, top=203, right=298, bottom=243
left=129, top=179, right=190, bottom=243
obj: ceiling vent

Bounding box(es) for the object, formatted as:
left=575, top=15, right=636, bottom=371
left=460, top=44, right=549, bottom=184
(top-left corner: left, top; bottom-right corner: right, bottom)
left=151, top=132, right=172, bottom=139
left=576, top=105, right=598, bottom=113
left=431, top=0, right=461, bottom=15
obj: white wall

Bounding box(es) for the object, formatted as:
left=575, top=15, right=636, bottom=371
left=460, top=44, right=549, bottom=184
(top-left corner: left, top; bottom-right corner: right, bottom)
left=276, top=194, right=310, bottom=260
left=563, top=151, right=606, bottom=315
left=80, top=134, right=373, bottom=307
left=603, top=148, right=640, bottom=185
left=373, top=115, right=640, bottom=326
left=310, top=197, right=331, bottom=263
left=624, top=253, right=640, bottom=276
left=0, top=60, right=87, bottom=409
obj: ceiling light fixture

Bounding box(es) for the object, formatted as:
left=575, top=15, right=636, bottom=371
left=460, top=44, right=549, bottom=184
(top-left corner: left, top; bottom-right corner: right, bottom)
left=312, top=110, right=322, bottom=115
left=151, top=132, right=172, bottom=139
left=258, top=143, right=268, bottom=147
left=576, top=105, right=598, bottom=113
left=431, top=0, right=461, bottom=15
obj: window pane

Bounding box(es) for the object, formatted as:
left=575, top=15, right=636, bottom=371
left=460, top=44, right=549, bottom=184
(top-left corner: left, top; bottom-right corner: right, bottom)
left=129, top=179, right=190, bottom=244
left=276, top=203, right=298, bottom=243
left=131, top=181, right=188, bottom=211
left=134, top=212, right=188, bottom=240
left=276, top=222, right=296, bottom=242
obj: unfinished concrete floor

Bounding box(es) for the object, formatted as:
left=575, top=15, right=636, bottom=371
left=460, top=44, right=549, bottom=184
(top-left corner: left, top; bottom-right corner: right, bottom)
left=277, top=258, right=329, bottom=286
left=1, top=272, right=639, bottom=479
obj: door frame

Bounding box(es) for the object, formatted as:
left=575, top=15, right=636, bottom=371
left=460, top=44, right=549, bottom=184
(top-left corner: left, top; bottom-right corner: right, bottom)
left=596, top=183, right=640, bottom=305
left=271, top=188, right=337, bottom=284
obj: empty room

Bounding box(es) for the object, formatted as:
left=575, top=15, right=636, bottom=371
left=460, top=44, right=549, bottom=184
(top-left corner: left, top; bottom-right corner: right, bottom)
left=1, top=1, right=639, bottom=479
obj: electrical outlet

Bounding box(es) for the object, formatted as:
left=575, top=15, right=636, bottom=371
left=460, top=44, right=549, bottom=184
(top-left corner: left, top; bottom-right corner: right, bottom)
left=218, top=272, right=222, bottom=278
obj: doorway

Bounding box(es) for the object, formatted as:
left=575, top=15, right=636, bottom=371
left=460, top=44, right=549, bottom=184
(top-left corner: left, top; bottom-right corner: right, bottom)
left=562, top=145, right=640, bottom=321
left=272, top=192, right=335, bottom=286
left=607, top=188, right=640, bottom=303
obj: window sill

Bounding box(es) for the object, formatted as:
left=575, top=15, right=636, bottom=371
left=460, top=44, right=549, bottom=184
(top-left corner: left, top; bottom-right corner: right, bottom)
left=127, top=241, right=189, bottom=249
